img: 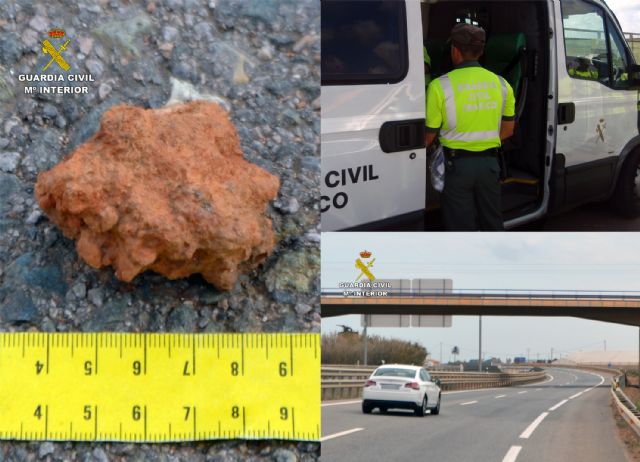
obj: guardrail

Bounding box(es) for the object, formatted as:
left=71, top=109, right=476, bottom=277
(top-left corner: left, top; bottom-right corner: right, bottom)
left=322, top=365, right=546, bottom=400
left=624, top=33, right=640, bottom=62
left=612, top=382, right=640, bottom=437
left=547, top=365, right=640, bottom=435
left=322, top=364, right=463, bottom=372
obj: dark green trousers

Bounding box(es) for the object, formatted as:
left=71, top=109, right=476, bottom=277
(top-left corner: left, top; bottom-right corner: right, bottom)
left=441, top=156, right=504, bottom=231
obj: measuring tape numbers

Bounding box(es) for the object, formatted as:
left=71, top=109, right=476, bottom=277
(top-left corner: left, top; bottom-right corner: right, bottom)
left=0, top=333, right=320, bottom=442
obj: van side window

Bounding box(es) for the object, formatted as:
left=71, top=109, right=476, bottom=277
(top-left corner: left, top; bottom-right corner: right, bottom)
left=321, top=0, right=408, bottom=85
left=607, top=18, right=631, bottom=89
left=561, top=0, right=607, bottom=83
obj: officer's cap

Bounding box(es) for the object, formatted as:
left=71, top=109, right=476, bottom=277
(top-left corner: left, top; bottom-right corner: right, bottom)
left=450, top=23, right=486, bottom=47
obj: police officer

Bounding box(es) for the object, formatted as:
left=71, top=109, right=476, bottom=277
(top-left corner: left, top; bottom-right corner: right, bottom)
left=568, top=57, right=598, bottom=79
left=425, top=23, right=516, bottom=231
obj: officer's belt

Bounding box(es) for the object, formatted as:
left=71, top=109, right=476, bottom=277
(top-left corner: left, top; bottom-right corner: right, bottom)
left=443, top=147, right=498, bottom=159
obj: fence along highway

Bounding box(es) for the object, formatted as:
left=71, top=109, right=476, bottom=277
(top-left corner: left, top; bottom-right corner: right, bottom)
left=321, top=368, right=627, bottom=462
left=321, top=289, right=640, bottom=326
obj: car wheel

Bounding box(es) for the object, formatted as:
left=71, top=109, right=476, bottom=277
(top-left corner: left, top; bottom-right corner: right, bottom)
left=415, top=396, right=427, bottom=417
left=431, top=394, right=441, bottom=415
left=362, top=401, right=373, bottom=414
left=611, top=149, right=640, bottom=218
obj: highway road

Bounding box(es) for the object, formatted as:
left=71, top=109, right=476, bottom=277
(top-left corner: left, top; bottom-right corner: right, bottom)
left=321, top=369, right=629, bottom=462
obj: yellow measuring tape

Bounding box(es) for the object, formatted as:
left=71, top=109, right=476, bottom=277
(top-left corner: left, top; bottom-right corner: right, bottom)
left=0, top=333, right=320, bottom=442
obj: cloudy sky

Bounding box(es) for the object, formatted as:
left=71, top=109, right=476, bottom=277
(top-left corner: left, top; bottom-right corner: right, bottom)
left=607, top=0, right=640, bottom=33
left=321, top=233, right=640, bottom=362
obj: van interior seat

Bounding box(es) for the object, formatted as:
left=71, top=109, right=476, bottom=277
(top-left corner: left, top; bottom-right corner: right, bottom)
left=483, top=33, right=527, bottom=97
left=483, top=33, right=538, bottom=185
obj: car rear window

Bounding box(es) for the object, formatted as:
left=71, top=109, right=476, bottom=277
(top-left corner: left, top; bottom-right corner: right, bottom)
left=373, top=368, right=416, bottom=378
left=321, top=0, right=409, bottom=85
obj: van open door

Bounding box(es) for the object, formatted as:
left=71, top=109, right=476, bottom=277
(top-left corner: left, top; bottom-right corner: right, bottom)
left=422, top=0, right=554, bottom=227
left=554, top=0, right=640, bottom=215
left=321, top=0, right=427, bottom=231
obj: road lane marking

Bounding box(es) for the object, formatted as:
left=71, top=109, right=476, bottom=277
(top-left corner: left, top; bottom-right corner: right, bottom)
left=569, top=391, right=583, bottom=399
left=520, top=412, right=549, bottom=439
left=321, top=400, right=361, bottom=407
left=549, top=399, right=568, bottom=411
left=321, top=427, right=364, bottom=442
left=518, top=391, right=527, bottom=394
left=594, top=374, right=605, bottom=386
left=502, top=445, right=522, bottom=462
left=495, top=394, right=506, bottom=399
left=460, top=400, right=478, bottom=406
left=534, top=374, right=554, bottom=385
left=443, top=387, right=506, bottom=395
left=535, top=388, right=542, bottom=391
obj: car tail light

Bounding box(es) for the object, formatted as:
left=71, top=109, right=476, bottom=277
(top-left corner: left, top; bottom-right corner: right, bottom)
left=364, top=380, right=376, bottom=387
left=404, top=382, right=420, bottom=390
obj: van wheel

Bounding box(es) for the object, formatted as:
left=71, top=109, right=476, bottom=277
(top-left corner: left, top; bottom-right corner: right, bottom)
left=611, top=150, right=640, bottom=218
left=415, top=396, right=427, bottom=417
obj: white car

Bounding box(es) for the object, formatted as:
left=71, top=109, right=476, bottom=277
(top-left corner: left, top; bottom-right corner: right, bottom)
left=362, top=365, right=441, bottom=416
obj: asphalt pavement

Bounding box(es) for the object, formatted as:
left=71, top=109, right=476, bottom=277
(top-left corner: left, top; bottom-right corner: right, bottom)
left=543, top=203, right=640, bottom=231
left=321, top=369, right=629, bottom=462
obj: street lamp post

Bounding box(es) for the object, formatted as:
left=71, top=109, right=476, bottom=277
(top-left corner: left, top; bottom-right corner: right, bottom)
left=478, top=316, right=482, bottom=372
left=363, top=319, right=368, bottom=366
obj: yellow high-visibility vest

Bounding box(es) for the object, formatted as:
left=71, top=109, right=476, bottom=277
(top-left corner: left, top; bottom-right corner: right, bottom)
left=426, top=63, right=516, bottom=152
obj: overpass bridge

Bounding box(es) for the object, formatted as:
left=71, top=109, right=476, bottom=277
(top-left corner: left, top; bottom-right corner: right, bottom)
left=321, top=289, right=640, bottom=326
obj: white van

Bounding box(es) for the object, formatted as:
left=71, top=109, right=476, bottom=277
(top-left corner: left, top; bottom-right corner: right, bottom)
left=321, top=0, right=640, bottom=231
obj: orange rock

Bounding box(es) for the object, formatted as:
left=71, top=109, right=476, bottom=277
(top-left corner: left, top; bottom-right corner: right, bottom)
left=35, top=102, right=280, bottom=290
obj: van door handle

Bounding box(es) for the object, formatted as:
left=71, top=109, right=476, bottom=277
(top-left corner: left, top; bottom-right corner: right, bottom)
left=379, top=119, right=426, bottom=153
left=557, top=103, right=575, bottom=125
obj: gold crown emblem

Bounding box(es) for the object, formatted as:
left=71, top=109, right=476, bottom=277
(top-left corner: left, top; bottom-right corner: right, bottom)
left=359, top=250, right=372, bottom=258
left=48, top=28, right=65, bottom=39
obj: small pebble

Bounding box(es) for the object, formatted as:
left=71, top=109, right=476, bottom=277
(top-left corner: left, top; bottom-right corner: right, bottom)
left=29, top=16, right=48, bottom=32
left=98, top=82, right=112, bottom=100
left=26, top=209, right=42, bottom=225
left=0, top=151, right=20, bottom=173
left=38, top=442, right=55, bottom=459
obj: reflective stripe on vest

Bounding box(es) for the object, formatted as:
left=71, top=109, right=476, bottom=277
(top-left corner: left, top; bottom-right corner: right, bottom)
left=569, top=68, right=598, bottom=79
left=440, top=75, right=457, bottom=132
left=498, top=76, right=508, bottom=116
left=438, top=72, right=505, bottom=144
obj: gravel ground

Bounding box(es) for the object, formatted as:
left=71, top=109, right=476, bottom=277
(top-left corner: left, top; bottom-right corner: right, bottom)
left=0, top=0, right=320, bottom=460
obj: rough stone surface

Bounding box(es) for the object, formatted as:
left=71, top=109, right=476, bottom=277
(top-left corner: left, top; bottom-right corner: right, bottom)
left=0, top=0, right=319, bottom=459
left=35, top=102, right=280, bottom=291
